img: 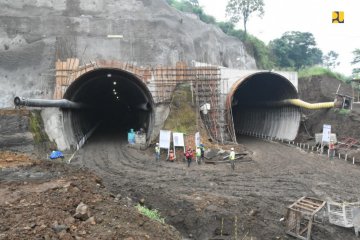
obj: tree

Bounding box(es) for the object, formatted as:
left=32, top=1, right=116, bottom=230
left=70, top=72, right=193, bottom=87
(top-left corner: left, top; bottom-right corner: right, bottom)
left=226, top=0, right=264, bottom=35
left=269, top=31, right=323, bottom=69
left=351, top=48, right=360, bottom=76
left=323, top=51, right=340, bottom=69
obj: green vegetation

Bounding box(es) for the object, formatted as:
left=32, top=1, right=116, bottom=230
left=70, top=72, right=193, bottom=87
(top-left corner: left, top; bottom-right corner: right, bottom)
left=225, top=0, right=264, bottom=35
left=269, top=31, right=323, bottom=70
left=323, top=51, right=340, bottom=70
left=333, top=108, right=351, bottom=115
left=163, top=84, right=197, bottom=134
left=298, top=66, right=351, bottom=83
left=243, top=34, right=274, bottom=69
left=136, top=204, right=165, bottom=223
left=351, top=48, right=360, bottom=76
left=29, top=110, right=49, bottom=143
left=166, top=0, right=216, bottom=24
left=166, top=0, right=353, bottom=78
left=167, top=0, right=272, bottom=69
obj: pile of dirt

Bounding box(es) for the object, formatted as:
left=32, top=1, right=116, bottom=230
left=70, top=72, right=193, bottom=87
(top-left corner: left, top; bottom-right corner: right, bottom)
left=0, top=151, right=35, bottom=168
left=0, top=161, right=181, bottom=240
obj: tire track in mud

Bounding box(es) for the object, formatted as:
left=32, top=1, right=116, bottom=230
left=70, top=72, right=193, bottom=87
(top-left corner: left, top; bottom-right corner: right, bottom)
left=72, top=135, right=360, bottom=240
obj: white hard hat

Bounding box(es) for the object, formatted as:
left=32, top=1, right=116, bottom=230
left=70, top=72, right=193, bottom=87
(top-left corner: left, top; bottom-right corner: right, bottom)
left=156, top=143, right=159, bottom=145
left=231, top=147, right=234, bottom=150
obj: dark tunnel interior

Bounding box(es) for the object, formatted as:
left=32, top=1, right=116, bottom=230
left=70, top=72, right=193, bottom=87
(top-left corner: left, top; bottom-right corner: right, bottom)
left=63, top=68, right=154, bottom=145
left=231, top=72, right=301, bottom=140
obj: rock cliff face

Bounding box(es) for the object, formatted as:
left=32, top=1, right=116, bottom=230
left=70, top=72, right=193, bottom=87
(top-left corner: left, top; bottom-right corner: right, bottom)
left=0, top=109, right=34, bottom=152
left=0, top=0, right=256, bottom=108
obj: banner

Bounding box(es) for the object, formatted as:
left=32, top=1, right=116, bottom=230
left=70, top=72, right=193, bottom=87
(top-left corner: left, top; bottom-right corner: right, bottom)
left=195, top=132, right=201, bottom=147
left=173, top=132, right=185, bottom=147
left=322, top=124, right=331, bottom=143
left=159, top=130, right=171, bottom=149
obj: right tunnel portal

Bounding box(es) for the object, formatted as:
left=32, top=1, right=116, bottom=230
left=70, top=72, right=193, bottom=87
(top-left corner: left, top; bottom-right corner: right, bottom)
left=228, top=72, right=301, bottom=141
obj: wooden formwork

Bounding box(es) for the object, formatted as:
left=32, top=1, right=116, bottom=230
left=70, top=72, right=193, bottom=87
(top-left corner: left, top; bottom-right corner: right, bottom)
left=285, top=197, right=326, bottom=240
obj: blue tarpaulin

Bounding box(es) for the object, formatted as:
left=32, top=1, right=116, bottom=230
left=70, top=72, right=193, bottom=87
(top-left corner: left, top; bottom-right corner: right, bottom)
left=49, top=151, right=64, bottom=159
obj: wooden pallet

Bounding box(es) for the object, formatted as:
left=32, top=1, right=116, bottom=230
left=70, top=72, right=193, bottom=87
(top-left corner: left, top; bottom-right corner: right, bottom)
left=285, top=197, right=326, bottom=240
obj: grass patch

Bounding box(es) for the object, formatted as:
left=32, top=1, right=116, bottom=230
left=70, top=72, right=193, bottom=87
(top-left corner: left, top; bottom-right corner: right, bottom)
left=136, top=204, right=165, bottom=223
left=334, top=108, right=351, bottom=115
left=29, top=110, right=49, bottom=143
left=299, top=66, right=351, bottom=83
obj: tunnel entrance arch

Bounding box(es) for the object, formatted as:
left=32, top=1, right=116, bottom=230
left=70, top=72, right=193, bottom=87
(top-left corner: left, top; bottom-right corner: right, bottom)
left=63, top=68, right=154, bottom=148
left=226, top=72, right=301, bottom=141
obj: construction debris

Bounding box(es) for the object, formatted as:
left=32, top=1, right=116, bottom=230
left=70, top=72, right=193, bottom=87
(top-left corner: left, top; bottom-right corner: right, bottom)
left=285, top=196, right=326, bottom=240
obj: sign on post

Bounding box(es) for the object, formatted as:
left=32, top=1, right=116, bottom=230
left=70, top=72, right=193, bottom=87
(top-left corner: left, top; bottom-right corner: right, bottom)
left=173, top=132, right=185, bottom=158
left=159, top=130, right=171, bottom=159
left=195, top=132, right=201, bottom=147
left=159, top=130, right=171, bottom=149
left=173, top=132, right=184, bottom=147
left=322, top=124, right=331, bottom=143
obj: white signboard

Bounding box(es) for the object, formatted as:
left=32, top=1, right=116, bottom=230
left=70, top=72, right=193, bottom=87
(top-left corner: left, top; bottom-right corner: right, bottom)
left=173, top=132, right=185, bottom=147
left=195, top=132, right=201, bottom=147
left=159, top=130, right=171, bottom=149
left=322, top=124, right=331, bottom=143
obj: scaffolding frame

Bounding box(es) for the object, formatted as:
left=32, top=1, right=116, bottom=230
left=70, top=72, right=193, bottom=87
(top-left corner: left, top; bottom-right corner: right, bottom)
left=351, top=79, right=360, bottom=103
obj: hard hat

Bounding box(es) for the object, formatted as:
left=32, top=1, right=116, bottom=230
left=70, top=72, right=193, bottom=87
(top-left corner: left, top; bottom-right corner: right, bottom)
left=156, top=143, right=159, bottom=145
left=231, top=147, right=234, bottom=150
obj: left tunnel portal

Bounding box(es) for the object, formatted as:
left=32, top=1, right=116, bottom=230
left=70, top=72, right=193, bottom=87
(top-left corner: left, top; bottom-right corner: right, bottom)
left=63, top=68, right=154, bottom=146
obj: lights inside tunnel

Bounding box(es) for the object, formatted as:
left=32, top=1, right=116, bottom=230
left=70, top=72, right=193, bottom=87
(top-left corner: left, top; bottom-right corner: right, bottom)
left=62, top=68, right=155, bottom=148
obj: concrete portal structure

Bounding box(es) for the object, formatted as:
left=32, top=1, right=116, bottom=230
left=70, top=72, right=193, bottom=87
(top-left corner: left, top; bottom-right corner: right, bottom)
left=31, top=59, right=300, bottom=150
left=223, top=70, right=300, bottom=141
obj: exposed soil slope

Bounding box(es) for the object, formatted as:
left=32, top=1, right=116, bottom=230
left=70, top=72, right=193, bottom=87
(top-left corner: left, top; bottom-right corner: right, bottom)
left=0, top=162, right=181, bottom=240
left=297, top=75, right=360, bottom=140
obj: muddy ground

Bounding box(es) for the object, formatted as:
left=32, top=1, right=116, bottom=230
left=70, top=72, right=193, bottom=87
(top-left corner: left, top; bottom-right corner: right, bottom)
left=62, top=131, right=360, bottom=239
left=2, top=76, right=360, bottom=239
left=2, top=131, right=360, bottom=239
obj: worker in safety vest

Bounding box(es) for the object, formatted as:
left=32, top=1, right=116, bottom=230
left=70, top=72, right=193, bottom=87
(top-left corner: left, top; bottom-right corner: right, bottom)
left=229, top=147, right=236, bottom=170
left=155, top=143, right=160, bottom=161
left=196, top=147, right=201, bottom=164
left=199, top=143, right=205, bottom=164
left=168, top=149, right=175, bottom=162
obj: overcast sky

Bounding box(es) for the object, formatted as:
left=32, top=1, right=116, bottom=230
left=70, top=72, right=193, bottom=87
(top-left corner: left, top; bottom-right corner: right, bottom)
left=197, top=0, right=360, bottom=76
